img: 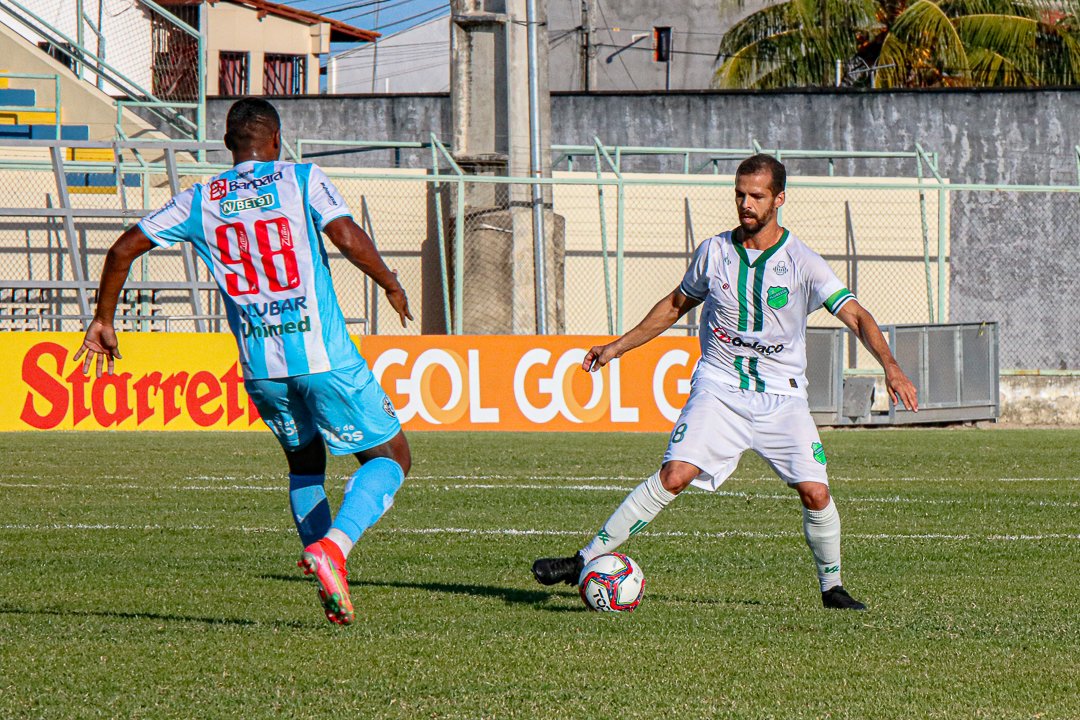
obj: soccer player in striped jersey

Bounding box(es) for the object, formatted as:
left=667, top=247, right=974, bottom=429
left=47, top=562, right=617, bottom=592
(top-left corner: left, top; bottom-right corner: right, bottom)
left=532, top=154, right=918, bottom=610
left=75, top=98, right=412, bottom=625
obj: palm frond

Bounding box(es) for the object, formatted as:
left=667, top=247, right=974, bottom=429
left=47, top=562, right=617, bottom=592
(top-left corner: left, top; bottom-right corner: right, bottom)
left=890, top=0, right=971, bottom=79
left=715, top=27, right=834, bottom=88
left=954, top=14, right=1037, bottom=56
left=966, top=46, right=1031, bottom=84
left=718, top=3, right=803, bottom=59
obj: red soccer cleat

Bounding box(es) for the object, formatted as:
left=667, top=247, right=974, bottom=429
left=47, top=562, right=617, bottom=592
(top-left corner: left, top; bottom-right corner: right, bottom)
left=298, top=538, right=354, bottom=625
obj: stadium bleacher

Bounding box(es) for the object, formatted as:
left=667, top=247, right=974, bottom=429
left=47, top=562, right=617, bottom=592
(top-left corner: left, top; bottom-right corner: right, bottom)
left=0, top=77, right=136, bottom=193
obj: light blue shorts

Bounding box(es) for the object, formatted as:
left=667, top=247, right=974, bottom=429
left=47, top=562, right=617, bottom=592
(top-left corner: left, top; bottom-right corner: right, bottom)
left=245, top=361, right=401, bottom=456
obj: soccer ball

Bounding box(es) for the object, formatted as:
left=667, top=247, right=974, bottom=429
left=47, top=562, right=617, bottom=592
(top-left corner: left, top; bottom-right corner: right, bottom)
left=578, top=552, right=645, bottom=612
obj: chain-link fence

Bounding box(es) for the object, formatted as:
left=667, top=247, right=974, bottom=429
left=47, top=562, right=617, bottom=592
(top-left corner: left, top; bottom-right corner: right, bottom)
left=1, top=138, right=1077, bottom=370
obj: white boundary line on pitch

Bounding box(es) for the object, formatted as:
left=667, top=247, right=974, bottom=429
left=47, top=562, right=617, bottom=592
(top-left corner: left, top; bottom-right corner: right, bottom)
left=2, top=480, right=1077, bottom=509
left=2, top=473, right=1078, bottom=484
left=0, top=523, right=1078, bottom=542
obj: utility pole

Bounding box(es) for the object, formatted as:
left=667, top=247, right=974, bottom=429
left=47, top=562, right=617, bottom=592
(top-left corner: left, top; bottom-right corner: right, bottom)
left=579, top=0, right=592, bottom=91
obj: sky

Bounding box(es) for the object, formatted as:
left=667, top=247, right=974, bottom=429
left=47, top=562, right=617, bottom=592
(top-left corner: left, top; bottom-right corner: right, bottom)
left=289, top=0, right=450, bottom=38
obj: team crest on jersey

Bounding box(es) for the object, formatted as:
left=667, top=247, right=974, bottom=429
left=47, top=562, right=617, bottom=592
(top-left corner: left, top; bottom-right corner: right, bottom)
left=383, top=396, right=397, bottom=418
left=811, top=442, right=827, bottom=465
left=209, top=179, right=227, bottom=201
left=767, top=286, right=789, bottom=309
left=773, top=260, right=789, bottom=275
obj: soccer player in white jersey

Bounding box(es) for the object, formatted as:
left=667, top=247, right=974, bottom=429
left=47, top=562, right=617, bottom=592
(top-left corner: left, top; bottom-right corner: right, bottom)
left=532, top=154, right=918, bottom=610
left=74, top=98, right=413, bottom=625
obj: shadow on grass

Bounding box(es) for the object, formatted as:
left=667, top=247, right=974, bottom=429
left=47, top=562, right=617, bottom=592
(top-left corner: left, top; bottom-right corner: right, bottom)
left=261, top=572, right=585, bottom=611
left=261, top=572, right=778, bottom=610
left=0, top=605, right=307, bottom=629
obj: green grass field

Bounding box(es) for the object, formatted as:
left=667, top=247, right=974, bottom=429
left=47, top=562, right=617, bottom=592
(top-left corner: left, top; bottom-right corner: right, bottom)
left=1, top=429, right=1078, bottom=719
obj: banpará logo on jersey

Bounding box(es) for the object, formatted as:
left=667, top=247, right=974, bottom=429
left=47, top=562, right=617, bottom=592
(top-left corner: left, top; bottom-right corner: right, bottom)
left=209, top=179, right=228, bottom=201
left=240, top=315, right=313, bottom=339
left=712, top=325, right=785, bottom=355
left=221, top=191, right=279, bottom=216
left=767, top=286, right=789, bottom=309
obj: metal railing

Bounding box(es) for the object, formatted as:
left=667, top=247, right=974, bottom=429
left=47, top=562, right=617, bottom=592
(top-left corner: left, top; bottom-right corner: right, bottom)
left=0, top=0, right=206, bottom=144
left=0, top=72, right=62, bottom=139
left=0, top=136, right=1076, bottom=371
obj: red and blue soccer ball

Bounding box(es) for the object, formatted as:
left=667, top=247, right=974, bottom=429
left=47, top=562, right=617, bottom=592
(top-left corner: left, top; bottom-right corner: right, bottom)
left=578, top=552, right=645, bottom=612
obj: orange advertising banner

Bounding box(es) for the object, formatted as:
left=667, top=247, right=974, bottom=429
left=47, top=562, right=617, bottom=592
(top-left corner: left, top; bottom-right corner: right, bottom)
left=1, top=333, right=700, bottom=432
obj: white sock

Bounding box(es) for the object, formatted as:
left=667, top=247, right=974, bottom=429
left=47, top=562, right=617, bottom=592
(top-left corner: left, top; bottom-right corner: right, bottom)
left=580, top=472, right=677, bottom=563
left=325, top=528, right=355, bottom=559
left=802, top=498, right=843, bottom=592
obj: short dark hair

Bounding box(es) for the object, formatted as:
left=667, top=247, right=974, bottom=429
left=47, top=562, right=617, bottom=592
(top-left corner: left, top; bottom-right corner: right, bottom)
left=736, top=154, right=786, bottom=195
left=224, top=98, right=281, bottom=151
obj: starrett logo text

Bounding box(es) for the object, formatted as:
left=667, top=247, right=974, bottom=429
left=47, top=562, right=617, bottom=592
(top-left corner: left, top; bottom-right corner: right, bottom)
left=15, top=341, right=260, bottom=430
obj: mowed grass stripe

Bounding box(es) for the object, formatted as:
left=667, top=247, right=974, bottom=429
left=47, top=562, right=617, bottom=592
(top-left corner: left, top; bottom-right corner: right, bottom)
left=3, top=522, right=1078, bottom=542
left=2, top=479, right=1077, bottom=509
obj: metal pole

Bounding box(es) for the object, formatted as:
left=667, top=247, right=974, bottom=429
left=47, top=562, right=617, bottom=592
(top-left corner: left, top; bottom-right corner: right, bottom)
left=76, top=0, right=84, bottom=80
left=197, top=2, right=207, bottom=159
left=935, top=152, right=947, bottom=323
left=526, top=0, right=548, bottom=334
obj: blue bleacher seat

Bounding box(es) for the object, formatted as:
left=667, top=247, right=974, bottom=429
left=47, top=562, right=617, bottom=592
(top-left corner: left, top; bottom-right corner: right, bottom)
left=0, top=88, right=36, bottom=106
left=0, top=124, right=32, bottom=139
left=28, top=124, right=90, bottom=140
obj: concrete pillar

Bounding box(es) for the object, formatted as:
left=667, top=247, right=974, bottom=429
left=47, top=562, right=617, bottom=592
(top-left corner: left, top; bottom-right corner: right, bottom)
left=448, top=0, right=564, bottom=334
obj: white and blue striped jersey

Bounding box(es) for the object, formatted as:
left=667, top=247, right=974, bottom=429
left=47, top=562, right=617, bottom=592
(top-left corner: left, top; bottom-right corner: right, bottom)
left=139, top=160, right=363, bottom=379
left=679, top=228, right=854, bottom=399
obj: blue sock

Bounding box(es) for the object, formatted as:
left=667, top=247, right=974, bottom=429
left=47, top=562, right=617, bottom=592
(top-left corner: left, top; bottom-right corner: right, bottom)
left=330, top=458, right=405, bottom=544
left=288, top=474, right=332, bottom=547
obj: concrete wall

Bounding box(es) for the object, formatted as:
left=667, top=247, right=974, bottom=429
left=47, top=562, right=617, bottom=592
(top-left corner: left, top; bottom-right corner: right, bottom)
left=207, top=89, right=1080, bottom=369
left=547, top=0, right=777, bottom=91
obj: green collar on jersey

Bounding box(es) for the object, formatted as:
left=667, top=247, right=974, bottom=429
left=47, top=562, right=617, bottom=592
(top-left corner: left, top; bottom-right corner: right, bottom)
left=733, top=227, right=789, bottom=268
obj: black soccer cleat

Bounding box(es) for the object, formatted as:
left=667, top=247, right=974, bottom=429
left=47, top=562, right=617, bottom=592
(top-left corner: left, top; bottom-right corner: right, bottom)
left=821, top=585, right=867, bottom=611
left=531, top=553, right=585, bottom=586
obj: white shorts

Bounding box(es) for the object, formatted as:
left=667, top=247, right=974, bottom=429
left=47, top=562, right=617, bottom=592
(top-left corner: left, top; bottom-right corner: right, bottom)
left=662, top=376, right=829, bottom=491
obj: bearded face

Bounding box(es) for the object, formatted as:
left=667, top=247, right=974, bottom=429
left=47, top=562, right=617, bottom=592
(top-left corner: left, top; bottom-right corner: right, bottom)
left=734, top=170, right=784, bottom=237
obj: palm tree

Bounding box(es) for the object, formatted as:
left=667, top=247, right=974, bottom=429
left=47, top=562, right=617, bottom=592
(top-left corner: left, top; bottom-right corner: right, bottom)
left=715, top=0, right=1080, bottom=88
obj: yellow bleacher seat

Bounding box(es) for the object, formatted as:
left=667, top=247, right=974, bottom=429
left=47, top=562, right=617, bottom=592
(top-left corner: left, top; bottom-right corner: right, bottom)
left=0, top=76, right=8, bottom=89
left=67, top=148, right=116, bottom=162
left=0, top=110, right=57, bottom=125
left=68, top=186, right=118, bottom=195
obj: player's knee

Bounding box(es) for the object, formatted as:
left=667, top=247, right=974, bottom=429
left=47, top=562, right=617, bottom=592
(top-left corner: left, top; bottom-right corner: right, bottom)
left=659, top=461, right=697, bottom=494
left=285, top=434, right=326, bottom=475
left=794, top=481, right=831, bottom=510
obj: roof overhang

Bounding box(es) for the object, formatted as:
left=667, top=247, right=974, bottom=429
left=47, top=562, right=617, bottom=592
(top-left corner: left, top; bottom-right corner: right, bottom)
left=200, top=0, right=379, bottom=42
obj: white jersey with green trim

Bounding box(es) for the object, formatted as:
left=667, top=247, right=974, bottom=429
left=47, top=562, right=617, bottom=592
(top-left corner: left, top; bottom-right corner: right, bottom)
left=679, top=228, right=854, bottom=400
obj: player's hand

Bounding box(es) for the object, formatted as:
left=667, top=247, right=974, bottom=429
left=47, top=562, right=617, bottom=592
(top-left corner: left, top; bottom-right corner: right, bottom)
left=582, top=342, right=621, bottom=372
left=385, top=279, right=413, bottom=328
left=885, top=362, right=918, bottom=412
left=73, top=319, right=122, bottom=378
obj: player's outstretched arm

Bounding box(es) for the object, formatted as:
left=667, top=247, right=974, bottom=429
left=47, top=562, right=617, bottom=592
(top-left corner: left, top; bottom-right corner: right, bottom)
left=73, top=225, right=156, bottom=377
left=583, top=288, right=701, bottom=372
left=323, top=216, right=413, bottom=328
left=835, top=300, right=919, bottom=412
